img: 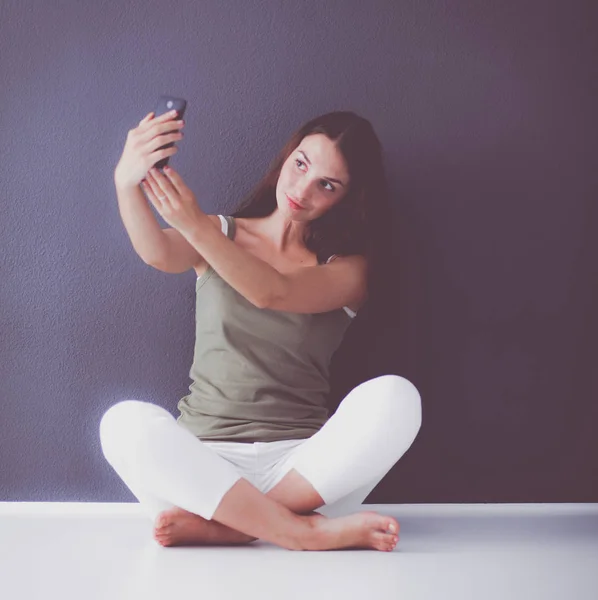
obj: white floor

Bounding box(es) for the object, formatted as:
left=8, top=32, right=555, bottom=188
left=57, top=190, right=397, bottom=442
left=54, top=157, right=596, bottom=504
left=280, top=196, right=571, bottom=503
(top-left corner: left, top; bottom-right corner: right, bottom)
left=0, top=502, right=596, bottom=600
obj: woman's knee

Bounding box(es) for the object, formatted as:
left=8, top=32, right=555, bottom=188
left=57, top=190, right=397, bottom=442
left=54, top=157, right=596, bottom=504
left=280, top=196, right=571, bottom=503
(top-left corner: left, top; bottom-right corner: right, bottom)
left=99, top=400, right=170, bottom=458
left=359, top=375, right=422, bottom=463
left=356, top=374, right=423, bottom=435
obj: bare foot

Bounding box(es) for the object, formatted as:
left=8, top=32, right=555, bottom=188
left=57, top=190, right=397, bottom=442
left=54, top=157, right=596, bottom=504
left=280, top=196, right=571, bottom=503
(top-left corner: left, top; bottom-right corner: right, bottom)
left=153, top=506, right=257, bottom=547
left=153, top=506, right=327, bottom=547
left=303, top=511, right=399, bottom=552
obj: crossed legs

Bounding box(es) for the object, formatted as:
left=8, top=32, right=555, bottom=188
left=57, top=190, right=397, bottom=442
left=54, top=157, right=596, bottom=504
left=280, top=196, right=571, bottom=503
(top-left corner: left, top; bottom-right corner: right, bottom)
left=152, top=467, right=326, bottom=547
left=100, top=374, right=422, bottom=550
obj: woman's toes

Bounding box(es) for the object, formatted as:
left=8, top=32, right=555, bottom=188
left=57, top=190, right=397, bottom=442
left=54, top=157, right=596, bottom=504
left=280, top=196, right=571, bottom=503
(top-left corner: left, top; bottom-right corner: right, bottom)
left=155, top=532, right=172, bottom=546
left=386, top=519, right=399, bottom=535
left=155, top=510, right=178, bottom=533
left=371, top=531, right=393, bottom=551
left=384, top=533, right=398, bottom=551
left=154, top=515, right=167, bottom=530
left=154, top=524, right=172, bottom=541
left=154, top=522, right=171, bottom=537
left=155, top=508, right=180, bottom=529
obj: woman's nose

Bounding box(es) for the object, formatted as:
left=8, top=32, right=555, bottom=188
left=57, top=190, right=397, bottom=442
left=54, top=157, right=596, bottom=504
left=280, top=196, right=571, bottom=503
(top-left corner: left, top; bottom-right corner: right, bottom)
left=292, top=180, right=312, bottom=201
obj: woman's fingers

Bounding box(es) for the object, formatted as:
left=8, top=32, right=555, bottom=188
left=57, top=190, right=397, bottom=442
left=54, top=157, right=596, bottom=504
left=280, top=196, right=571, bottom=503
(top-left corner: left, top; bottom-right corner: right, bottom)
left=161, top=166, right=185, bottom=195
left=141, top=110, right=179, bottom=130
left=141, top=180, right=166, bottom=215
left=138, top=116, right=183, bottom=145
left=138, top=112, right=154, bottom=126
left=144, top=132, right=183, bottom=157
left=147, top=168, right=178, bottom=200
left=137, top=109, right=180, bottom=134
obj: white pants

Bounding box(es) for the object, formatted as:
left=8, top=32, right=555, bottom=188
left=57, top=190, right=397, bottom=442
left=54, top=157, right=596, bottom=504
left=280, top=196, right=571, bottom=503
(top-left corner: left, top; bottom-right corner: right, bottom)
left=99, top=375, right=422, bottom=522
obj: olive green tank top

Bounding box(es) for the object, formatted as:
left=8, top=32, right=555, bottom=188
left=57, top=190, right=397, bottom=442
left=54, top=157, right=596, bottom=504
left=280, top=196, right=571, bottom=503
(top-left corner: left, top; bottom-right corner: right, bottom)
left=176, top=215, right=358, bottom=443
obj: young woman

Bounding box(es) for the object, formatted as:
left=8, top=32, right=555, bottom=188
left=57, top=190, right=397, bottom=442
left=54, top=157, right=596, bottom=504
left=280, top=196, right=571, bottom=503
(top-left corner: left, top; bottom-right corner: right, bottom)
left=101, top=109, right=422, bottom=552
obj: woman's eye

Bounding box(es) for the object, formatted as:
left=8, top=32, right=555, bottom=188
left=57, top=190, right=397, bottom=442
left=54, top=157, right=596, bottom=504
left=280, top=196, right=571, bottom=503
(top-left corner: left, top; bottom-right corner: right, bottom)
left=294, top=159, right=334, bottom=191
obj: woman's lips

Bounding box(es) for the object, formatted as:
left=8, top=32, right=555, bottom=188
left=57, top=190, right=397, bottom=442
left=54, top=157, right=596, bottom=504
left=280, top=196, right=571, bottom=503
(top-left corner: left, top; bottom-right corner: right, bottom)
left=287, top=195, right=304, bottom=210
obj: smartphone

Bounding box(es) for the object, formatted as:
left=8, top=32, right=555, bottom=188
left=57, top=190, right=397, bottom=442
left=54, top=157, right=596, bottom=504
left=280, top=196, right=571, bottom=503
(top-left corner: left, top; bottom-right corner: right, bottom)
left=152, top=95, right=187, bottom=169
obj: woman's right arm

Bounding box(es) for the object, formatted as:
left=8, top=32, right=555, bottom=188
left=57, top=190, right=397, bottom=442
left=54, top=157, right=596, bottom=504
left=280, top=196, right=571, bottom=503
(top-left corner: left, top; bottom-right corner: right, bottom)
left=115, top=180, right=171, bottom=266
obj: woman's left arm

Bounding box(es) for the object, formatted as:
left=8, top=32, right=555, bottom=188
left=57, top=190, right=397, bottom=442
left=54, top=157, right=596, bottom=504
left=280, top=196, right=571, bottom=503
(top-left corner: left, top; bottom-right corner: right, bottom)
left=142, top=166, right=367, bottom=312
left=188, top=226, right=367, bottom=314
left=142, top=166, right=284, bottom=308
left=186, top=220, right=286, bottom=308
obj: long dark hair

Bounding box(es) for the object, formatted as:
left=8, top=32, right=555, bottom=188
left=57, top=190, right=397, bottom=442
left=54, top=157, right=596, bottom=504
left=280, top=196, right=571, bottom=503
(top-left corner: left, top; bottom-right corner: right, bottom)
left=224, top=111, right=394, bottom=315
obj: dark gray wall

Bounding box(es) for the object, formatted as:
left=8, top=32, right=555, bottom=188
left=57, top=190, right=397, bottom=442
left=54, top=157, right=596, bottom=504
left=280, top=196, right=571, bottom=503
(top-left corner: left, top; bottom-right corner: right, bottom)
left=1, top=0, right=596, bottom=503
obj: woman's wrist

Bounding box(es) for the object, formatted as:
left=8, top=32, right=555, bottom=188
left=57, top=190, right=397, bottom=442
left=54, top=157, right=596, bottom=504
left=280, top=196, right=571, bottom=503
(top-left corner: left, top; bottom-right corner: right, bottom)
left=114, top=171, right=139, bottom=193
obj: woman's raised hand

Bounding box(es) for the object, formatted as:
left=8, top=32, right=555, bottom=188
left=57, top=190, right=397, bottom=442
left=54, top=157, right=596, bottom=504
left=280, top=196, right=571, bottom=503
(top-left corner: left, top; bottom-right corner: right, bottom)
left=114, top=110, right=185, bottom=189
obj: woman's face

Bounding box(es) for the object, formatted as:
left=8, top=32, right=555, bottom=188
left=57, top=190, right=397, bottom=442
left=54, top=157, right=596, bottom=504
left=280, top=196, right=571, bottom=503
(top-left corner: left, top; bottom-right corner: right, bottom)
left=275, top=134, right=350, bottom=221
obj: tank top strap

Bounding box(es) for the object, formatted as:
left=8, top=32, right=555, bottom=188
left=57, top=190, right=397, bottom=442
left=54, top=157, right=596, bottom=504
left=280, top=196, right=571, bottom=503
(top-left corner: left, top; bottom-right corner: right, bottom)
left=317, top=254, right=338, bottom=265
left=222, top=215, right=236, bottom=241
